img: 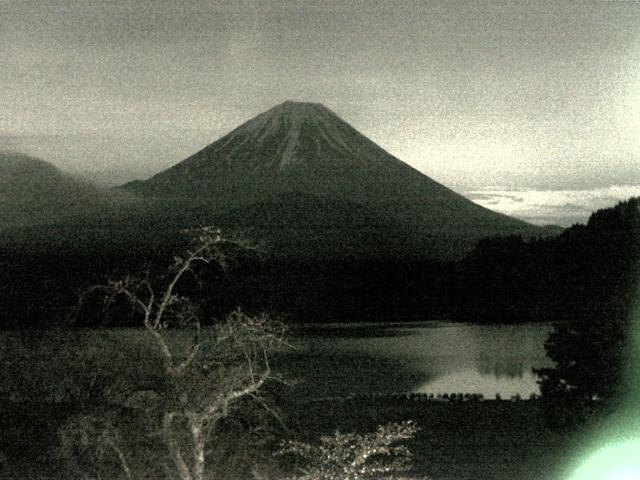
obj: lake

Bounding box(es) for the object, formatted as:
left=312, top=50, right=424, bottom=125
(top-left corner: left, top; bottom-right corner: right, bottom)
left=275, top=321, right=554, bottom=399
left=0, top=322, right=554, bottom=403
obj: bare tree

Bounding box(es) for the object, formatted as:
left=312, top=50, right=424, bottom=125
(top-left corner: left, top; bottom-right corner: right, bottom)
left=277, top=420, right=428, bottom=480
left=65, top=227, right=286, bottom=480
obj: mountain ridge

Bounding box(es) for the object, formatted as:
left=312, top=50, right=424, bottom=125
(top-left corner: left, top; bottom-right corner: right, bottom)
left=119, top=101, right=551, bottom=258
left=0, top=152, right=127, bottom=229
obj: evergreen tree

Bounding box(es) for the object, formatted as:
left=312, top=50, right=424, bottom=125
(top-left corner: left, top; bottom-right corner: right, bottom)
left=536, top=198, right=640, bottom=428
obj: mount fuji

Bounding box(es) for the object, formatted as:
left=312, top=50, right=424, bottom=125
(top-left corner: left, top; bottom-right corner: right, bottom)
left=122, top=101, right=547, bottom=258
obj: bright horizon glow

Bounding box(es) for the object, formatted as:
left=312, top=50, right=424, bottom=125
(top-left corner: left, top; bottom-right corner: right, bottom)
left=467, top=185, right=640, bottom=227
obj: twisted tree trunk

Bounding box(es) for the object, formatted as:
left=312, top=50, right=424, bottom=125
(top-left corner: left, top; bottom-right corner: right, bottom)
left=164, top=412, right=193, bottom=480
left=191, top=419, right=206, bottom=480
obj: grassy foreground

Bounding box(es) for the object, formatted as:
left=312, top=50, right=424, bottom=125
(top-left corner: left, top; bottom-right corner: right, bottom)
left=0, top=397, right=579, bottom=480
left=284, top=398, right=576, bottom=480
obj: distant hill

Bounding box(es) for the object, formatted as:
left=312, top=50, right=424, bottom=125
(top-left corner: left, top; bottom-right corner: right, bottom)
left=0, top=152, right=118, bottom=229
left=121, top=101, right=549, bottom=259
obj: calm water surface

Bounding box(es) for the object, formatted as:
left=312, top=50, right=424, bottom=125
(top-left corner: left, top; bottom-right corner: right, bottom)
left=275, top=321, right=553, bottom=398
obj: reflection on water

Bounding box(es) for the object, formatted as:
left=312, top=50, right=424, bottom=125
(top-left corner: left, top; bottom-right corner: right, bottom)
left=276, top=322, right=553, bottom=398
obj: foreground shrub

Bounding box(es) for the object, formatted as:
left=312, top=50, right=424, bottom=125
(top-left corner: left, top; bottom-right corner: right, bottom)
left=276, top=420, right=428, bottom=480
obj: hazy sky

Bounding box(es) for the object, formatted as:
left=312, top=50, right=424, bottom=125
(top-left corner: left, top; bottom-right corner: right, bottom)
left=1, top=0, right=639, bottom=225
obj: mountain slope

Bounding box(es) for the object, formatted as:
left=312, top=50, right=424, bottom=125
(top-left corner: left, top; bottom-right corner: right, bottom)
left=206, top=191, right=434, bottom=260
left=121, top=101, right=546, bottom=256
left=0, top=152, right=113, bottom=229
